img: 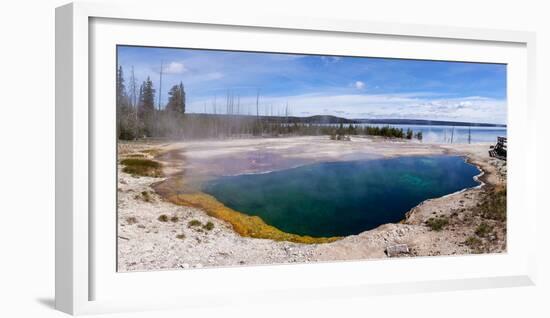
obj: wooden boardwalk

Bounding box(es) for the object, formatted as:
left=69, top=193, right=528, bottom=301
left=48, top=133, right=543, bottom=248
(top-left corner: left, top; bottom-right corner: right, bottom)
left=489, top=136, right=507, bottom=160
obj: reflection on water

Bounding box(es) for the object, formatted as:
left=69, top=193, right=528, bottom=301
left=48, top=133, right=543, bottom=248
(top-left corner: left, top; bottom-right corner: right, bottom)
left=359, top=124, right=506, bottom=144
left=316, top=123, right=506, bottom=144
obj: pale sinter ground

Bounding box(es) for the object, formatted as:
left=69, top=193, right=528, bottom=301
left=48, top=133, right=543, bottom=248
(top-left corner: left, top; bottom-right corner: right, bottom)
left=117, top=136, right=506, bottom=271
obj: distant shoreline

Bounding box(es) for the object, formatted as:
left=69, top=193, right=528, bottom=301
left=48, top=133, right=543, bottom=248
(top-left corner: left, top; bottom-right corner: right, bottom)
left=181, top=113, right=506, bottom=128
left=351, top=118, right=506, bottom=127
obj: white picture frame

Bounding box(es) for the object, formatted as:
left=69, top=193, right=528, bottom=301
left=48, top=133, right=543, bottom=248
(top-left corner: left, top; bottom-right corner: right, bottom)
left=55, top=1, right=538, bottom=315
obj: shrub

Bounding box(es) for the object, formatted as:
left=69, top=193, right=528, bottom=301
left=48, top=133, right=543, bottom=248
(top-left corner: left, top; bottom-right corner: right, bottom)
left=475, top=222, right=493, bottom=237
left=121, top=158, right=163, bottom=177
left=126, top=217, right=138, bottom=225
left=426, top=216, right=449, bottom=231
left=176, top=233, right=186, bottom=240
left=203, top=221, right=214, bottom=231
left=170, top=215, right=179, bottom=223
left=406, top=128, right=413, bottom=139
left=477, top=186, right=506, bottom=221
left=141, top=191, right=152, bottom=202
left=134, top=191, right=154, bottom=202
left=465, top=236, right=483, bottom=253
left=188, top=219, right=202, bottom=227
left=158, top=214, right=169, bottom=222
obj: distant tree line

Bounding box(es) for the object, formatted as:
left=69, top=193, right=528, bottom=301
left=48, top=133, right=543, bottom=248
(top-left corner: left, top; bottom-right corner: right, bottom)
left=363, top=125, right=423, bottom=140
left=116, top=65, right=423, bottom=142
left=330, top=124, right=422, bottom=141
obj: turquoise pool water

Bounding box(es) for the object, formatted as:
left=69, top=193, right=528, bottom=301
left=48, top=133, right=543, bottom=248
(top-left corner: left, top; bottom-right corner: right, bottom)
left=202, top=156, right=480, bottom=237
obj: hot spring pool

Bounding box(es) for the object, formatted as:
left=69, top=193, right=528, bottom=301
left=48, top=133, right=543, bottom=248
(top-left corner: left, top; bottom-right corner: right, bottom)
left=202, top=155, right=481, bottom=237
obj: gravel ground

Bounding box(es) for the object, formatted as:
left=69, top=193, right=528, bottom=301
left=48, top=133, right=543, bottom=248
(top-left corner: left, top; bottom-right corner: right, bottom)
left=117, top=136, right=506, bottom=272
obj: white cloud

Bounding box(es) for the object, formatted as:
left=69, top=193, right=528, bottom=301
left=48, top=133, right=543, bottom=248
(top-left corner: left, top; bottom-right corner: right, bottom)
left=354, top=81, right=366, bottom=90
left=163, top=62, right=187, bottom=74
left=187, top=92, right=507, bottom=124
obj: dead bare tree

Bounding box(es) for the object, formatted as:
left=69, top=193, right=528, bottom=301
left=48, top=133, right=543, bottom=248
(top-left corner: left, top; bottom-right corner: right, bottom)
left=129, top=66, right=138, bottom=139
left=212, top=96, right=218, bottom=137
left=153, top=60, right=164, bottom=136
left=158, top=60, right=164, bottom=111
left=450, top=126, right=455, bottom=144
left=213, top=96, right=217, bottom=114
left=255, top=89, right=261, bottom=135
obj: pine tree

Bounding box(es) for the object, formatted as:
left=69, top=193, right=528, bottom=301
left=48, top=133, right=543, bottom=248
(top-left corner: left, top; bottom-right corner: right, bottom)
left=180, top=82, right=186, bottom=114
left=116, top=66, right=126, bottom=107
left=165, top=82, right=186, bottom=114
left=116, top=66, right=124, bottom=139
left=129, top=66, right=139, bottom=139
left=138, top=77, right=156, bottom=136
left=116, top=66, right=134, bottom=139
left=406, top=128, right=413, bottom=139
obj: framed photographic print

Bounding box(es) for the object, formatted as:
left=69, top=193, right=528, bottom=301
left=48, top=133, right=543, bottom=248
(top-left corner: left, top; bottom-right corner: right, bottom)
left=56, top=2, right=538, bottom=315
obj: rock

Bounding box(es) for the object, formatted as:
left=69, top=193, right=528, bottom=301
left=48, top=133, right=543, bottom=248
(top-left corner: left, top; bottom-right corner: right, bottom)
left=179, top=263, right=190, bottom=269
left=385, top=244, right=410, bottom=257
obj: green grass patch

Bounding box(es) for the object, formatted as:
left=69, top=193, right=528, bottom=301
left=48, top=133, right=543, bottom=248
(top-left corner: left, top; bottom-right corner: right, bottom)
left=134, top=191, right=153, bottom=202
left=121, top=158, right=163, bottom=177
left=188, top=219, right=202, bottom=227
left=426, top=216, right=449, bottom=231
left=124, top=153, right=146, bottom=158
left=477, top=186, right=506, bottom=221
left=475, top=222, right=493, bottom=238
left=203, top=221, right=214, bottom=231
left=176, top=233, right=186, bottom=240
left=465, top=236, right=483, bottom=253
left=141, top=191, right=152, bottom=202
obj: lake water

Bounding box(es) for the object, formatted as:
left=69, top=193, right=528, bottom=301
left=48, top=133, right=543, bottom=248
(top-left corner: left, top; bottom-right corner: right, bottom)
left=359, top=124, right=506, bottom=144
left=203, top=155, right=481, bottom=237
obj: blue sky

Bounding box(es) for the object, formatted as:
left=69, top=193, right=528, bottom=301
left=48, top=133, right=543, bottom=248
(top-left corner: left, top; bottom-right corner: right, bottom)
left=117, top=45, right=507, bottom=124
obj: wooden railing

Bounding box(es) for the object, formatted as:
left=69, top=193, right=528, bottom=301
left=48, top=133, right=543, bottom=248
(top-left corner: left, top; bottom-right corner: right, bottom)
left=489, top=136, right=507, bottom=160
